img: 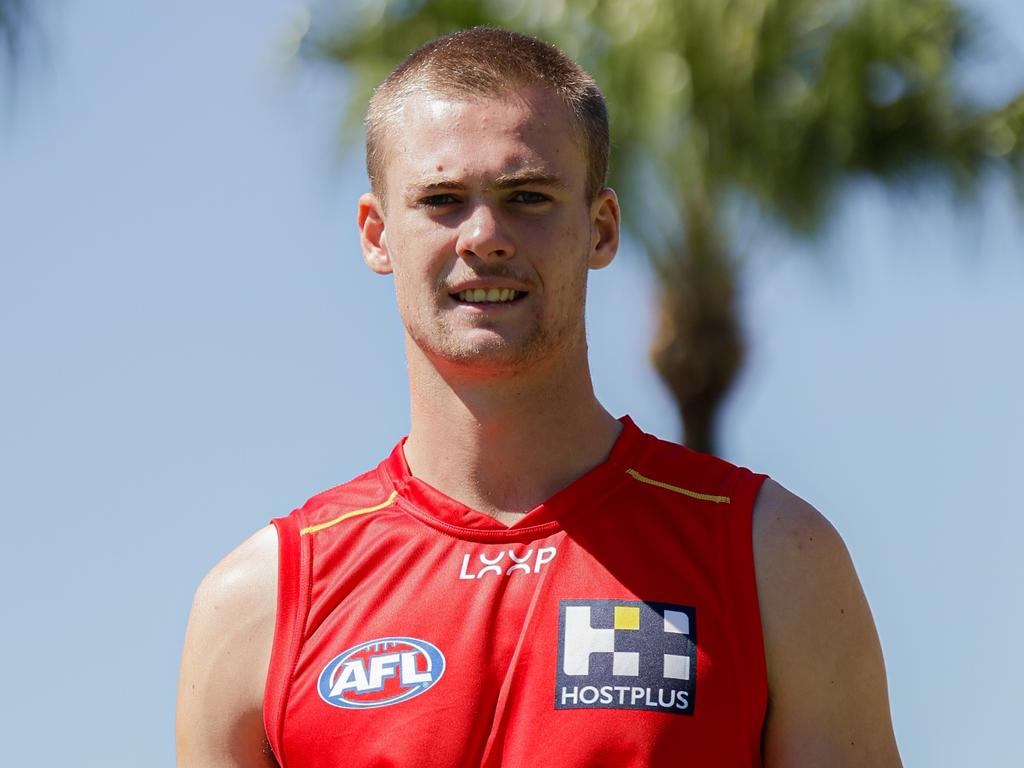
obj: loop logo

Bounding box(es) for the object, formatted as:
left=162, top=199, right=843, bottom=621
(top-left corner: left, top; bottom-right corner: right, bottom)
left=318, top=637, right=445, bottom=709
left=458, top=547, right=557, bottom=579
left=556, top=600, right=697, bottom=715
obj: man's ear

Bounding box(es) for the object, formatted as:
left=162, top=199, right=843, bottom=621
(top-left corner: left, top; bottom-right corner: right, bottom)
left=589, top=187, right=620, bottom=270
left=358, top=192, right=392, bottom=274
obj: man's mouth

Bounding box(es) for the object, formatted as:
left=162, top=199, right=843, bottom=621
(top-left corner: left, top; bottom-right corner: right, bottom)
left=453, top=288, right=525, bottom=304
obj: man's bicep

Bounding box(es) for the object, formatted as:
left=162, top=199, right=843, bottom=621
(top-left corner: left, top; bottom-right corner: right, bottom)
left=753, top=480, right=902, bottom=767
left=176, top=525, right=279, bottom=768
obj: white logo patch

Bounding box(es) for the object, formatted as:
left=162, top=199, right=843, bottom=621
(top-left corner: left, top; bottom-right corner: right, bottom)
left=457, top=547, right=557, bottom=579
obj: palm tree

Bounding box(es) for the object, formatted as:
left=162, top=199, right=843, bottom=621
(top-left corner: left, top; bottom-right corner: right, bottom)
left=0, top=0, right=31, bottom=69
left=1, top=0, right=39, bottom=115
left=307, top=0, right=1024, bottom=455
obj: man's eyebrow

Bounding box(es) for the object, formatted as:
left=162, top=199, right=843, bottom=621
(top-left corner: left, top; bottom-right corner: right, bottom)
left=402, top=177, right=463, bottom=205
left=492, top=171, right=567, bottom=190
left=409, top=176, right=464, bottom=192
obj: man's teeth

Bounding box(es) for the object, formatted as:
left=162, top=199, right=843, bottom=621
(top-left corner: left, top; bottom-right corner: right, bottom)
left=457, top=288, right=521, bottom=303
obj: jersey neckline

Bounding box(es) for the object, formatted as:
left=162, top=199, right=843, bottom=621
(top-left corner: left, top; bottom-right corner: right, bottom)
left=377, top=416, right=648, bottom=542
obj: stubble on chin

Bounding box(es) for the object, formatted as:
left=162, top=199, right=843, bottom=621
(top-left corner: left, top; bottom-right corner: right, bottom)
left=399, top=251, right=591, bottom=373
left=406, top=309, right=549, bottom=372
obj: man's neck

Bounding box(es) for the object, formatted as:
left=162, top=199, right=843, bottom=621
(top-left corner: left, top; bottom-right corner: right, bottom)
left=403, top=344, right=621, bottom=522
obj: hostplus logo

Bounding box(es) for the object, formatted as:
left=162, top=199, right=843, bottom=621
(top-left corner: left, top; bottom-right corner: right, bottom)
left=556, top=600, right=697, bottom=715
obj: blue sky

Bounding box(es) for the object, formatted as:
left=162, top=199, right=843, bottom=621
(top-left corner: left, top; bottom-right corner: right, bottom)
left=1, top=1, right=1022, bottom=765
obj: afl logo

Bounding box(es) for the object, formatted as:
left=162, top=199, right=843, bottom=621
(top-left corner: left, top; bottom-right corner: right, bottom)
left=318, top=637, right=445, bottom=709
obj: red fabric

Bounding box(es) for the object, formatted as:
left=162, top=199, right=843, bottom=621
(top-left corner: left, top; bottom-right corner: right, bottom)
left=265, top=418, right=767, bottom=767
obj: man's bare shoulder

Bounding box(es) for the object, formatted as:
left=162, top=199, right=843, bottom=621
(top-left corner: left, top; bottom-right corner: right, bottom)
left=193, top=525, right=279, bottom=621
left=752, top=478, right=850, bottom=596
left=176, top=526, right=279, bottom=767
left=751, top=479, right=902, bottom=767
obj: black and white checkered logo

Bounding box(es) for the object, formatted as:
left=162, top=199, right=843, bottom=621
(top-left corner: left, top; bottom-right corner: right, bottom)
left=555, top=600, right=697, bottom=715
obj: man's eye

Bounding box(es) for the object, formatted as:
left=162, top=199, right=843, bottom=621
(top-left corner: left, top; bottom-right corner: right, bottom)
left=509, top=191, right=550, bottom=204
left=420, top=194, right=458, bottom=207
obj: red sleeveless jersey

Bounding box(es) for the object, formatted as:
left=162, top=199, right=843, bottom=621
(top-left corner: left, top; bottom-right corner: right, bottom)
left=265, top=418, right=768, bottom=767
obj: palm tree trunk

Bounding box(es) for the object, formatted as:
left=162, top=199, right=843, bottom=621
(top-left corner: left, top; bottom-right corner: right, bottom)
left=650, top=207, right=744, bottom=456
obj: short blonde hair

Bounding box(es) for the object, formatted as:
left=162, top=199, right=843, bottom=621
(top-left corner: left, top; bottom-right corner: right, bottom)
left=366, top=27, right=609, bottom=202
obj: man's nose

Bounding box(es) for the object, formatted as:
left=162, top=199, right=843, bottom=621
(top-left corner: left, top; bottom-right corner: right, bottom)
left=455, top=203, right=514, bottom=261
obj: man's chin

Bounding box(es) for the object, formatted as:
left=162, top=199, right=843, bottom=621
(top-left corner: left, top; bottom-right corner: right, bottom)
left=438, top=347, right=535, bottom=373
left=420, top=337, right=544, bottom=375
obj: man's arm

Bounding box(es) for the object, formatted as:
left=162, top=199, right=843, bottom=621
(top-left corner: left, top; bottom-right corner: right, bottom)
left=753, top=479, right=902, bottom=766
left=176, top=525, right=280, bottom=767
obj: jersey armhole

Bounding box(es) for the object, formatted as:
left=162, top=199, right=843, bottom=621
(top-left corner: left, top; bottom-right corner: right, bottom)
left=264, top=514, right=310, bottom=768
left=726, top=468, right=769, bottom=761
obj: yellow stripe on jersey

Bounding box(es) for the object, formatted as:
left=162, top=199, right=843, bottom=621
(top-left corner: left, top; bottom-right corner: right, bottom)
left=625, top=468, right=730, bottom=504
left=300, top=490, right=399, bottom=535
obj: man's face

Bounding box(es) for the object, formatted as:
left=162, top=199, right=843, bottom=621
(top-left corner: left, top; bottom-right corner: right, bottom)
left=358, top=85, right=619, bottom=375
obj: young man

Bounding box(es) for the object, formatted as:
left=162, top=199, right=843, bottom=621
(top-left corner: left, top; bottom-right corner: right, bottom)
left=177, top=28, right=902, bottom=767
